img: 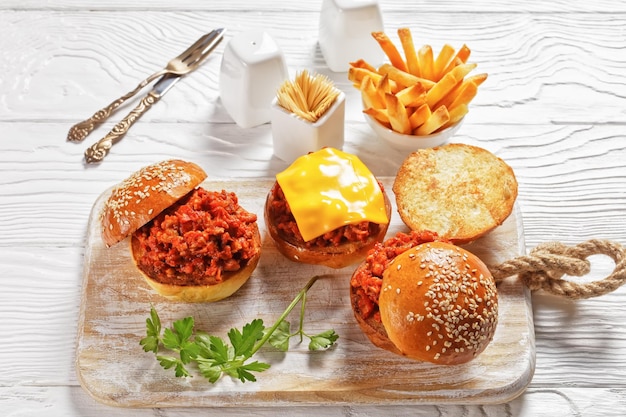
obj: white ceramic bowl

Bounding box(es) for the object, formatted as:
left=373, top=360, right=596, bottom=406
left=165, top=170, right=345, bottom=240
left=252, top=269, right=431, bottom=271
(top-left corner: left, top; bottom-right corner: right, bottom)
left=364, top=113, right=464, bottom=152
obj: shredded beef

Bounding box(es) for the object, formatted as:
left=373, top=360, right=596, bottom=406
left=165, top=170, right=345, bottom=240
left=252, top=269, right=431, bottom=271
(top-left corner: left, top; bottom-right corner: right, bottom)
left=133, top=187, right=258, bottom=286
left=268, top=182, right=384, bottom=248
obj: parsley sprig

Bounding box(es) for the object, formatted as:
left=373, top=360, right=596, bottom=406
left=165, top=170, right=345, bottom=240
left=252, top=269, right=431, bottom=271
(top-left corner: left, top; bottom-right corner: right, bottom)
left=140, top=275, right=338, bottom=383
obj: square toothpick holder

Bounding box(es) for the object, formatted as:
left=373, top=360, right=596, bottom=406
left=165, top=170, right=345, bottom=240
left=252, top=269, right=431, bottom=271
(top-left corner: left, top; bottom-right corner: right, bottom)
left=270, top=91, right=346, bottom=163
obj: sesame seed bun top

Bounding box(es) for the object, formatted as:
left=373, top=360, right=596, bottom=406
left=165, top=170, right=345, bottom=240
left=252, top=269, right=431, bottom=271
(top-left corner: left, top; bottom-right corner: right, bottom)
left=379, top=241, right=498, bottom=365
left=100, top=159, right=207, bottom=247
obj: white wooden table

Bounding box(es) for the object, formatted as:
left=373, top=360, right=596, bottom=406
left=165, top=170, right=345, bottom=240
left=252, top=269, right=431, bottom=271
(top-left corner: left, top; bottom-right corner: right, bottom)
left=2, top=1, right=625, bottom=415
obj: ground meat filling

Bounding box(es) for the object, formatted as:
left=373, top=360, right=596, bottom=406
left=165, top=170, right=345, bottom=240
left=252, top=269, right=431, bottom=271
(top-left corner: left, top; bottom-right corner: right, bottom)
left=133, top=187, right=259, bottom=286
left=268, top=182, right=385, bottom=249
left=350, top=230, right=444, bottom=323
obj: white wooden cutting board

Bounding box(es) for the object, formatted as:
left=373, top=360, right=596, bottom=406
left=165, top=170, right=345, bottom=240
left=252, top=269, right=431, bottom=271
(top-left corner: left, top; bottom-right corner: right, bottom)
left=75, top=177, right=534, bottom=408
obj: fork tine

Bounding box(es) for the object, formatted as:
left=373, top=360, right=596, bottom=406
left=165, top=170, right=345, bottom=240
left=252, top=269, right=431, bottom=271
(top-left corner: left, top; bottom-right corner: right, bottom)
left=180, top=28, right=225, bottom=61
left=177, top=32, right=215, bottom=60
left=181, top=29, right=225, bottom=67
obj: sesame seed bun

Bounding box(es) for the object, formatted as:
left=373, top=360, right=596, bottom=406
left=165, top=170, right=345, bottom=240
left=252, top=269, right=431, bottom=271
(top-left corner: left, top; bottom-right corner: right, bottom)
left=378, top=241, right=498, bottom=365
left=393, top=143, right=518, bottom=244
left=131, top=226, right=261, bottom=303
left=100, top=159, right=261, bottom=303
left=101, top=159, right=207, bottom=247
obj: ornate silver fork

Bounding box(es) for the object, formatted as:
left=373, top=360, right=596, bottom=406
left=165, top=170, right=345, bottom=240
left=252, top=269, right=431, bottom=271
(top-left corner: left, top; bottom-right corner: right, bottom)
left=68, top=29, right=225, bottom=143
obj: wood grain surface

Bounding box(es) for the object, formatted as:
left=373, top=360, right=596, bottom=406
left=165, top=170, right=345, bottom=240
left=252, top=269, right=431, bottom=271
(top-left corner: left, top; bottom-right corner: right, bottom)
left=2, top=0, right=626, bottom=415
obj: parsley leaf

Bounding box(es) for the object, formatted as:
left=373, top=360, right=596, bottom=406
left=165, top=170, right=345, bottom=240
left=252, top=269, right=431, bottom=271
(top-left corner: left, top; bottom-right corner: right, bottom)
left=156, top=355, right=191, bottom=378
left=139, top=306, right=161, bottom=354
left=268, top=320, right=291, bottom=351
left=141, top=275, right=338, bottom=384
left=228, top=318, right=265, bottom=357
left=308, top=329, right=339, bottom=351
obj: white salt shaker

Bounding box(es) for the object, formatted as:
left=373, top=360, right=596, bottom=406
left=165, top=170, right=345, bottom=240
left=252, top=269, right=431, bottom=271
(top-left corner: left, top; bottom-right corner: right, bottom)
left=270, top=91, right=346, bottom=163
left=219, top=30, right=289, bottom=128
left=318, top=0, right=385, bottom=72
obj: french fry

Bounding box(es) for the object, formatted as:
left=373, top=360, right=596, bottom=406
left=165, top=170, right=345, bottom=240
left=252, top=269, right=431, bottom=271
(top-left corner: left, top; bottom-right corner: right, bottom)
left=424, top=72, right=457, bottom=109
left=447, top=82, right=478, bottom=112
left=398, top=28, right=420, bottom=77
left=360, top=76, right=386, bottom=110
left=455, top=44, right=472, bottom=63
left=415, top=105, right=450, bottom=135
left=349, top=67, right=400, bottom=93
left=417, top=45, right=435, bottom=81
left=465, top=72, right=488, bottom=87
left=433, top=44, right=456, bottom=81
left=349, top=59, right=377, bottom=72
left=349, top=67, right=383, bottom=86
left=448, top=62, right=477, bottom=81
left=408, top=103, right=431, bottom=130
left=372, top=31, right=408, bottom=72
left=378, top=63, right=435, bottom=89
left=385, top=93, right=412, bottom=134
left=350, top=30, right=485, bottom=136
left=376, top=73, right=393, bottom=96
left=364, top=107, right=391, bottom=127
left=441, top=44, right=471, bottom=75
left=445, top=103, right=469, bottom=128
left=435, top=71, right=486, bottom=109
left=425, top=63, right=477, bottom=108
left=396, top=83, right=426, bottom=107
left=435, top=78, right=478, bottom=110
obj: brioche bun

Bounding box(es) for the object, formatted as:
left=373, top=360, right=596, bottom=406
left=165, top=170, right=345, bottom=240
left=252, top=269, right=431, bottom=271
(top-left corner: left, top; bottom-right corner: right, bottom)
left=393, top=143, right=518, bottom=244
left=131, top=226, right=261, bottom=303
left=378, top=241, right=498, bottom=365
left=101, top=159, right=207, bottom=247
left=264, top=182, right=392, bottom=269
left=101, top=159, right=261, bottom=302
left=349, top=230, right=444, bottom=356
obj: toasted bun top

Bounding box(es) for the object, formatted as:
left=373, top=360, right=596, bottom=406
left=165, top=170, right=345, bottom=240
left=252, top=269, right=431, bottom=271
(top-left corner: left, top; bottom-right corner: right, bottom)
left=100, top=159, right=207, bottom=247
left=393, top=143, right=518, bottom=244
left=379, top=241, right=498, bottom=365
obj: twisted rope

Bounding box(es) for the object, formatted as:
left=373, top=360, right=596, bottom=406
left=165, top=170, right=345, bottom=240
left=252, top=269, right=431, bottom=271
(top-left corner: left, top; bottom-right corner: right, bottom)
left=491, top=239, right=626, bottom=299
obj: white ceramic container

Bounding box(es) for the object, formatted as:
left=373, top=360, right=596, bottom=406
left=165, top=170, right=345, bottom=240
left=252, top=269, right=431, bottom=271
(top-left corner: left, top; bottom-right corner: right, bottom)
left=219, top=30, right=289, bottom=128
left=318, top=0, right=385, bottom=72
left=270, top=91, right=346, bottom=163
left=364, top=113, right=464, bottom=152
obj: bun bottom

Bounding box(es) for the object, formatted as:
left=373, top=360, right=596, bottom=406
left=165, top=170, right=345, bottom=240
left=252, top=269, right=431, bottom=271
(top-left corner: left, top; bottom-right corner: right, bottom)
left=130, top=227, right=261, bottom=303
left=349, top=268, right=401, bottom=355
left=265, top=190, right=392, bottom=269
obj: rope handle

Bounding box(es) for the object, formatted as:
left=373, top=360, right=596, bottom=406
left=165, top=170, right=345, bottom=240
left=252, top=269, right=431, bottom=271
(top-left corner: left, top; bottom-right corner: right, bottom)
left=490, top=239, right=626, bottom=299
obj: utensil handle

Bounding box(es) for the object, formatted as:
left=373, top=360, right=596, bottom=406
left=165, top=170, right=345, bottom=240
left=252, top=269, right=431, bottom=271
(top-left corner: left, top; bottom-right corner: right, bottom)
left=67, top=72, right=163, bottom=142
left=84, top=92, right=161, bottom=164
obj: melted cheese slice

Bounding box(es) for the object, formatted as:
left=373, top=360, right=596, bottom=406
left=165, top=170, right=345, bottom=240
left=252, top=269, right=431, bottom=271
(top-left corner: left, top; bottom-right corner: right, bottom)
left=276, top=147, right=389, bottom=242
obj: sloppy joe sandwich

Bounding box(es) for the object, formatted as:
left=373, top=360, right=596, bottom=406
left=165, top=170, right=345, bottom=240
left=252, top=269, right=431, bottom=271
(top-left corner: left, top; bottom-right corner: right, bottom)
left=264, top=147, right=392, bottom=269
left=351, top=236, right=498, bottom=365
left=101, top=159, right=261, bottom=302
left=393, top=143, right=518, bottom=244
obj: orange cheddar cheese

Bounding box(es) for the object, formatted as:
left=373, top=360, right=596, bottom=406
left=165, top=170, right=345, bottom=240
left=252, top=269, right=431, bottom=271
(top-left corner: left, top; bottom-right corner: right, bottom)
left=276, top=147, right=389, bottom=242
